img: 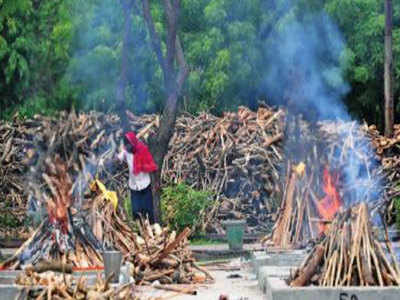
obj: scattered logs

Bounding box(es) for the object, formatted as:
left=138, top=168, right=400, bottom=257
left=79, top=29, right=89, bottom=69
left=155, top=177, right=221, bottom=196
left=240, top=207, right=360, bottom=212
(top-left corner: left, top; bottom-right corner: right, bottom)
left=15, top=270, right=142, bottom=299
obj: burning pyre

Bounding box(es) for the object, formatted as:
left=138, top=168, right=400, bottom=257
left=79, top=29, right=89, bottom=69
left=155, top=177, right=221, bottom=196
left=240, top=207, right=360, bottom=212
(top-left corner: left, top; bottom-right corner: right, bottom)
left=1, top=155, right=210, bottom=285
left=1, top=156, right=103, bottom=270
left=263, top=119, right=382, bottom=249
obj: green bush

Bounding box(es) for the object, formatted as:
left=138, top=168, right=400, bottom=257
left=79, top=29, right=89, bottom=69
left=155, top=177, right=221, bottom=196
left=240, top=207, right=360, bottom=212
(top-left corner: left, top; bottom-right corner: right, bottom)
left=0, top=213, right=20, bottom=228
left=161, top=183, right=213, bottom=233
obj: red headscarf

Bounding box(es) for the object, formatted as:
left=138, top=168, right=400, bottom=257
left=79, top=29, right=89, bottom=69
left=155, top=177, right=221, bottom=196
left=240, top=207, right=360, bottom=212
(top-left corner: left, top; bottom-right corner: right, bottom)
left=125, top=132, right=158, bottom=175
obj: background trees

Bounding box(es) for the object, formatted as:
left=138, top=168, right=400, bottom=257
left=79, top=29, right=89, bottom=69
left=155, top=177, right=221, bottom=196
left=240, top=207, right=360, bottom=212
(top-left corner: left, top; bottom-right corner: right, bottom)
left=0, top=0, right=398, bottom=130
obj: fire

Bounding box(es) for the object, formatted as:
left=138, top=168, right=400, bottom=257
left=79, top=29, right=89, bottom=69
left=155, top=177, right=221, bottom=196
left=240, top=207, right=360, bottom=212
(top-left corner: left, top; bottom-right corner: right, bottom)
left=316, top=166, right=342, bottom=234
left=43, top=157, right=73, bottom=234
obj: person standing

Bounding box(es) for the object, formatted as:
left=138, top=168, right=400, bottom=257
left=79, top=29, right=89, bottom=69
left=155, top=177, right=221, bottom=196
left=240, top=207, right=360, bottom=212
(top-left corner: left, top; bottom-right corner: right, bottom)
left=117, top=131, right=158, bottom=223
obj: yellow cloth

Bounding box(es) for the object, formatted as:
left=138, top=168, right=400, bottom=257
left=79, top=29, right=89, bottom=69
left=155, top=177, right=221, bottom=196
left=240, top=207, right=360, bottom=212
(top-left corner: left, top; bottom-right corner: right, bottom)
left=90, top=179, right=118, bottom=210
left=294, top=162, right=306, bottom=177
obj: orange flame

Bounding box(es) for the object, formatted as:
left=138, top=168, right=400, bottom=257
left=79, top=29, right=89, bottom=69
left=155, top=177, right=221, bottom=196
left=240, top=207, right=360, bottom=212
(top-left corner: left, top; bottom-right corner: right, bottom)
left=316, top=166, right=342, bottom=234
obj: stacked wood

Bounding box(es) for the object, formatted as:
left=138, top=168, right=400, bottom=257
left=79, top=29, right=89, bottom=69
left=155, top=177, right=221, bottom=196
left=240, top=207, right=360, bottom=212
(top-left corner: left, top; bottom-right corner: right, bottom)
left=1, top=156, right=103, bottom=270
left=3, top=107, right=396, bottom=237
left=15, top=270, right=142, bottom=299
left=87, top=182, right=138, bottom=257
left=289, top=203, right=400, bottom=286
left=79, top=182, right=210, bottom=284
left=362, top=123, right=400, bottom=224
left=0, top=110, right=157, bottom=211
left=1, top=106, right=284, bottom=235
left=0, top=110, right=157, bottom=240
left=264, top=161, right=315, bottom=249
left=163, top=105, right=284, bottom=233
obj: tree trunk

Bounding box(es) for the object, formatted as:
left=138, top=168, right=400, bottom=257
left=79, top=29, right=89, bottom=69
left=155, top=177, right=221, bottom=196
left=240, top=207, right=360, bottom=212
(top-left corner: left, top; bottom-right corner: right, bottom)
left=150, top=90, right=179, bottom=223
left=384, top=0, right=394, bottom=137
left=141, top=0, right=189, bottom=224
left=116, top=0, right=134, bottom=126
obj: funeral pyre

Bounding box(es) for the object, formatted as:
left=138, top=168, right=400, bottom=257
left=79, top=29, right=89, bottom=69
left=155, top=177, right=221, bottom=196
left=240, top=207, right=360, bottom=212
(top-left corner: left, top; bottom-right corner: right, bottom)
left=1, top=156, right=104, bottom=270
left=263, top=117, right=382, bottom=249
left=16, top=268, right=198, bottom=299
left=289, top=203, right=400, bottom=286
left=1, top=156, right=212, bottom=285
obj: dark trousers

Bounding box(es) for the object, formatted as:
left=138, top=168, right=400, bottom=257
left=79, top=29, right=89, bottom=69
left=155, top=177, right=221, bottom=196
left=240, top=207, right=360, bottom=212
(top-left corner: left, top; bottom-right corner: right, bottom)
left=130, top=185, right=155, bottom=224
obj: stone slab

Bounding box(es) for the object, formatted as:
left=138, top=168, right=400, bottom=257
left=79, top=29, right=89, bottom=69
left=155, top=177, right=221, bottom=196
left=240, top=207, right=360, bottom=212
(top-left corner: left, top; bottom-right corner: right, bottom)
left=0, top=270, right=100, bottom=286
left=258, top=266, right=292, bottom=294
left=267, top=277, right=400, bottom=300
left=250, top=250, right=307, bottom=277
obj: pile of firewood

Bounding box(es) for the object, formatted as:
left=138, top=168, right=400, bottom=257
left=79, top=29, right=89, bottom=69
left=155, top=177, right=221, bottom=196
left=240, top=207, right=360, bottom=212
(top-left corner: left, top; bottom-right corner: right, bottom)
left=87, top=185, right=212, bottom=285
left=0, top=110, right=157, bottom=210
left=127, top=220, right=212, bottom=285
left=289, top=203, right=400, bottom=286
left=3, top=162, right=210, bottom=287
left=363, top=124, right=400, bottom=223
left=1, top=106, right=284, bottom=235
left=163, top=105, right=284, bottom=233
left=15, top=270, right=141, bottom=299
left=4, top=106, right=399, bottom=238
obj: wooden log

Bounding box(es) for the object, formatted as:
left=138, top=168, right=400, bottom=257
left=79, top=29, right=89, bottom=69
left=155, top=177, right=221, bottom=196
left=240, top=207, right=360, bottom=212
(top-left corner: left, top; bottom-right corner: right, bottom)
left=26, top=260, right=73, bottom=274
left=153, top=284, right=197, bottom=295
left=152, top=227, right=191, bottom=264
left=290, top=245, right=325, bottom=287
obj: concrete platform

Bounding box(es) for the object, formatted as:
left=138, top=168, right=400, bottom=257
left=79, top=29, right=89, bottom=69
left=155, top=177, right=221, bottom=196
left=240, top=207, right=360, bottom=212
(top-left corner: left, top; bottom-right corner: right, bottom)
left=0, top=270, right=101, bottom=286
left=191, top=243, right=263, bottom=261
left=267, top=277, right=400, bottom=300
left=258, top=266, right=293, bottom=294
left=0, top=285, right=38, bottom=299
left=250, top=250, right=307, bottom=279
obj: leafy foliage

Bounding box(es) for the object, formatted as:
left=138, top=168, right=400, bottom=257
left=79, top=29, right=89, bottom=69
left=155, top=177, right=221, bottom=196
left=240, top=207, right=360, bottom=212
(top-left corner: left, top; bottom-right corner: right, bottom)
left=325, top=0, right=400, bottom=126
left=0, top=0, right=74, bottom=119
left=0, top=0, right=399, bottom=126
left=161, top=183, right=213, bottom=233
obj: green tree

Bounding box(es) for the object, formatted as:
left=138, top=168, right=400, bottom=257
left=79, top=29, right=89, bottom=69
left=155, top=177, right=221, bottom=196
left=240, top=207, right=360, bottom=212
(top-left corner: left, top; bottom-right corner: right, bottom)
left=326, top=0, right=400, bottom=126
left=0, top=0, right=74, bottom=118
left=181, top=0, right=265, bottom=113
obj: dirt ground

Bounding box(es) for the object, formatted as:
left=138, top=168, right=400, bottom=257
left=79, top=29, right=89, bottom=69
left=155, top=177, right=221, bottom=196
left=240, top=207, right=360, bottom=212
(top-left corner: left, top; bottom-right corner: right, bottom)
left=136, top=260, right=264, bottom=300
